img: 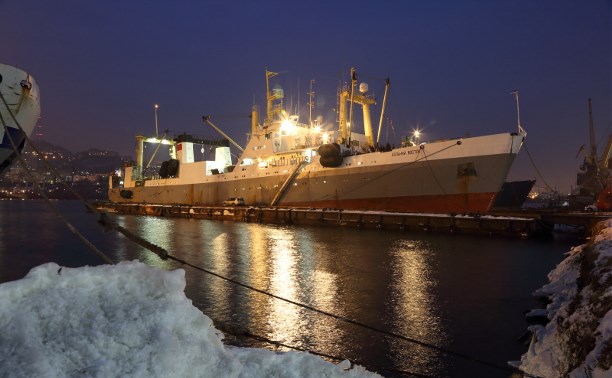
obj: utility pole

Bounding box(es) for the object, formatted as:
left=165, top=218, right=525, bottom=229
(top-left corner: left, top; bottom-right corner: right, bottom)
left=154, top=104, right=159, bottom=137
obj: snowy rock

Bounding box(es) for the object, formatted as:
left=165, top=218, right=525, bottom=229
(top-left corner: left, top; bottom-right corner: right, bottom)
left=518, top=220, right=612, bottom=378
left=0, top=261, right=380, bottom=378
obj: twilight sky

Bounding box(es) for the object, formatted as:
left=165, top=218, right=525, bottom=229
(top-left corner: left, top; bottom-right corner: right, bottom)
left=2, top=0, right=610, bottom=193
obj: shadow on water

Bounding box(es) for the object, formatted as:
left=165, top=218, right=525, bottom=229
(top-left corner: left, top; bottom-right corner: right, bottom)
left=0, top=200, right=581, bottom=377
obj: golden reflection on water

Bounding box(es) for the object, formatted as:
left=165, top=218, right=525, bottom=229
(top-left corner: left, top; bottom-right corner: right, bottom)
left=265, top=227, right=302, bottom=346
left=389, top=239, right=445, bottom=375
left=244, top=225, right=342, bottom=352
left=110, top=217, right=444, bottom=373
left=206, top=227, right=232, bottom=308
left=243, top=225, right=271, bottom=327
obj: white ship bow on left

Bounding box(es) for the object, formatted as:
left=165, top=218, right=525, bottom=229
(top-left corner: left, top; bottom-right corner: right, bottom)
left=0, top=63, right=41, bottom=174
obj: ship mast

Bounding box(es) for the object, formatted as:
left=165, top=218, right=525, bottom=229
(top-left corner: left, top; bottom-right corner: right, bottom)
left=511, top=90, right=524, bottom=134
left=308, top=79, right=315, bottom=127
left=348, top=68, right=357, bottom=145
left=376, top=78, right=390, bottom=144
left=337, top=68, right=377, bottom=146
left=265, top=69, right=283, bottom=126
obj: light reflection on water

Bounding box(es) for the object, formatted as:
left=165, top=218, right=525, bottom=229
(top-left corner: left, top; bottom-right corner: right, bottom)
left=0, top=201, right=577, bottom=377
left=388, top=239, right=445, bottom=376
left=266, top=227, right=302, bottom=345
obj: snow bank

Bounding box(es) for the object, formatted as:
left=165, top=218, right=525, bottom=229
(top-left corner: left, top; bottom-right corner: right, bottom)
left=0, top=261, right=379, bottom=378
left=517, top=220, right=612, bottom=377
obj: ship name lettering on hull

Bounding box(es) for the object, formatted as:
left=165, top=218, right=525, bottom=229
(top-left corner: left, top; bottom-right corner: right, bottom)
left=392, top=150, right=418, bottom=157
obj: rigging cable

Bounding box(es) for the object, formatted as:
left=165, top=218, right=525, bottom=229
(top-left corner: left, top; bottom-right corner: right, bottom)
left=522, top=142, right=555, bottom=192
left=0, top=92, right=101, bottom=216
left=98, top=216, right=522, bottom=376
left=420, top=147, right=448, bottom=195
left=0, top=103, right=113, bottom=264
left=213, top=322, right=434, bottom=378
left=321, top=141, right=461, bottom=201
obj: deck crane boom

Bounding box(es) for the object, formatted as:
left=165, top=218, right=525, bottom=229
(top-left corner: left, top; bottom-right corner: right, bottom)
left=202, top=116, right=245, bottom=152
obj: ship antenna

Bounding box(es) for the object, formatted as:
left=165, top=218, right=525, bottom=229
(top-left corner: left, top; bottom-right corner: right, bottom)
left=265, top=69, right=280, bottom=126
left=348, top=68, right=357, bottom=145
left=308, top=79, right=315, bottom=127
left=510, top=90, right=523, bottom=134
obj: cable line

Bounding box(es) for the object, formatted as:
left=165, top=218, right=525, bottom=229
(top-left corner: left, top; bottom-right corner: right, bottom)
left=0, top=104, right=113, bottom=264
left=320, top=141, right=461, bottom=201
left=98, top=216, right=520, bottom=376
left=213, top=321, right=434, bottom=378
left=523, top=142, right=555, bottom=192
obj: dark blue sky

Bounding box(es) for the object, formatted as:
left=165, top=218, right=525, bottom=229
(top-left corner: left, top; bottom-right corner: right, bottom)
left=2, top=0, right=610, bottom=193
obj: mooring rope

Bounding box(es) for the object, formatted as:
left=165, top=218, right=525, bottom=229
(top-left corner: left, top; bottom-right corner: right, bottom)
left=420, top=147, right=447, bottom=195
left=0, top=108, right=113, bottom=264
left=103, top=221, right=521, bottom=376
left=320, top=141, right=462, bottom=201
left=0, top=92, right=99, bottom=215
left=0, top=90, right=169, bottom=263
left=523, top=142, right=555, bottom=192
left=213, top=321, right=434, bottom=378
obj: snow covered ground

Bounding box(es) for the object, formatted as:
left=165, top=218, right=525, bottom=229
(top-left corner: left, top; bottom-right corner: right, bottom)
left=0, top=261, right=380, bottom=377
left=516, top=219, right=612, bottom=377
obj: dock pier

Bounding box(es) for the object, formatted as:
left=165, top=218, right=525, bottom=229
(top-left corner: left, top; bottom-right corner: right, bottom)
left=93, top=203, right=598, bottom=239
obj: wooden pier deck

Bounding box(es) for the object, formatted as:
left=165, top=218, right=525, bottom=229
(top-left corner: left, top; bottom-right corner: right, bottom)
left=490, top=209, right=611, bottom=236
left=95, top=202, right=611, bottom=239
left=94, top=202, right=598, bottom=238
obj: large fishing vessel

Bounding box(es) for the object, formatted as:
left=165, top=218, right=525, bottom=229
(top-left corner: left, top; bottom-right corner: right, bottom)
left=0, top=63, right=40, bottom=175
left=109, top=69, right=526, bottom=213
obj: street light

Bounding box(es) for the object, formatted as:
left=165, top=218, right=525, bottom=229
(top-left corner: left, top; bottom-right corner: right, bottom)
left=154, top=104, right=159, bottom=137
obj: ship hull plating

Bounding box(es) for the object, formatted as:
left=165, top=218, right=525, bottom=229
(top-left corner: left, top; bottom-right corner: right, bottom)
left=110, top=133, right=521, bottom=213
left=0, top=63, right=41, bottom=175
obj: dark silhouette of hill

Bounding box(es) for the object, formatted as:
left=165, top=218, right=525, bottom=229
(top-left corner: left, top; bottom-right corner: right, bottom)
left=24, top=140, right=126, bottom=175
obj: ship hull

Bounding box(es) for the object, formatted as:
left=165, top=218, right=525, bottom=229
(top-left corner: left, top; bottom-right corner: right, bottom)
left=0, top=63, right=40, bottom=175
left=492, top=180, right=536, bottom=209
left=110, top=132, right=524, bottom=214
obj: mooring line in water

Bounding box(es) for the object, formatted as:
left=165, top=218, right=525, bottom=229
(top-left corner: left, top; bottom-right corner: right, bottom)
left=0, top=109, right=114, bottom=264
left=94, top=212, right=539, bottom=377
left=245, top=333, right=433, bottom=377
left=2, top=91, right=181, bottom=266
left=138, top=244, right=525, bottom=376
left=0, top=92, right=100, bottom=215
left=214, top=321, right=433, bottom=378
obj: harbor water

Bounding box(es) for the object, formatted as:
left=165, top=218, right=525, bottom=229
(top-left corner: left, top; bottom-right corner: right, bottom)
left=0, top=200, right=579, bottom=377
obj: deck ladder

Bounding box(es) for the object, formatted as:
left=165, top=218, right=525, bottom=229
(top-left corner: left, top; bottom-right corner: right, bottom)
left=270, top=161, right=306, bottom=206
